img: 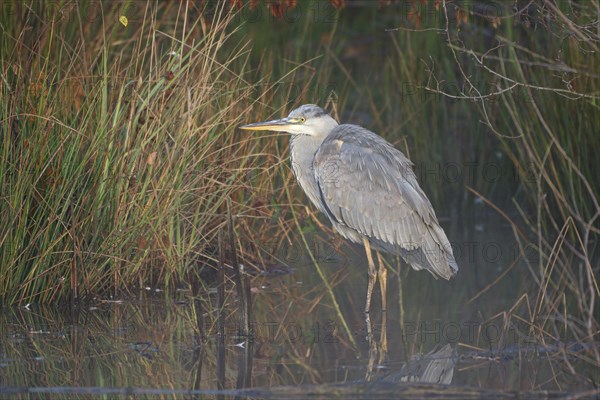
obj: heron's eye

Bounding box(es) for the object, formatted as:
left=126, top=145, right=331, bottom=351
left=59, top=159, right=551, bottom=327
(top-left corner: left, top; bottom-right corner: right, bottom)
left=298, top=117, right=306, bottom=123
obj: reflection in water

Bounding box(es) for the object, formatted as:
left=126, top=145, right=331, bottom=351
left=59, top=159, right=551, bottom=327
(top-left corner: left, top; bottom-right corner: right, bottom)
left=356, top=288, right=455, bottom=385
left=0, top=296, right=596, bottom=397
left=365, top=308, right=387, bottom=382
left=379, top=344, right=456, bottom=385
left=0, top=216, right=597, bottom=397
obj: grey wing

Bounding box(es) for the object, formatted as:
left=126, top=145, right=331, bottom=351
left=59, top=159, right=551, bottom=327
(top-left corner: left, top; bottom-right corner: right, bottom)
left=314, top=124, right=458, bottom=280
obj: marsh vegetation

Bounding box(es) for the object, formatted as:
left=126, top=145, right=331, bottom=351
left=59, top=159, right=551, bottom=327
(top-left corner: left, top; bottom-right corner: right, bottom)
left=0, top=0, right=598, bottom=396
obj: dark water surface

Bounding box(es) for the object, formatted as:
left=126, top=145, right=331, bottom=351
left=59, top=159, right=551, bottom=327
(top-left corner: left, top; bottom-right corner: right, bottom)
left=1, top=216, right=597, bottom=398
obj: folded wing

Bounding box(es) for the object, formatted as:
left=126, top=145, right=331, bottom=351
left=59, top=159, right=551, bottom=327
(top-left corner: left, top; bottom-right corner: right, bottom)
left=314, top=124, right=458, bottom=279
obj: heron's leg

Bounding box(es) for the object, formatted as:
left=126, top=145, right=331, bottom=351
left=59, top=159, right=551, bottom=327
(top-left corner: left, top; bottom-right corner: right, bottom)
left=376, top=252, right=388, bottom=312
left=363, top=238, right=377, bottom=315
left=376, top=252, right=388, bottom=359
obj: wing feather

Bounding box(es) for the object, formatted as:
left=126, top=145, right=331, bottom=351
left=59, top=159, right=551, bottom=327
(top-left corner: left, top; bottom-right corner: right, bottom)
left=314, top=124, right=457, bottom=279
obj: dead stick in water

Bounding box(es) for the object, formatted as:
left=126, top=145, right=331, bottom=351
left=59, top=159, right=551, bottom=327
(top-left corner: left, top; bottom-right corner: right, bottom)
left=216, top=228, right=226, bottom=390
left=227, top=197, right=251, bottom=338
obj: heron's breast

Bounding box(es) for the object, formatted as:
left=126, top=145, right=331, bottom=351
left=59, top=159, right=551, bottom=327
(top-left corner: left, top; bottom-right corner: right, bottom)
left=289, top=135, right=327, bottom=213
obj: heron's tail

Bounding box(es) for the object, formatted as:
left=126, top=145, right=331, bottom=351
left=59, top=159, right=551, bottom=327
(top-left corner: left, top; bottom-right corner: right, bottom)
left=366, top=222, right=458, bottom=280
left=407, top=223, right=457, bottom=280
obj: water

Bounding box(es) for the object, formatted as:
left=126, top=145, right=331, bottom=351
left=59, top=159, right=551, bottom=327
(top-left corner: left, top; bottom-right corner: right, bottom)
left=1, top=215, right=597, bottom=398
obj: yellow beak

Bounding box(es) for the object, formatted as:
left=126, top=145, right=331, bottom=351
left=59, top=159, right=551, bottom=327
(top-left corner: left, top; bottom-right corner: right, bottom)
left=239, top=117, right=294, bottom=132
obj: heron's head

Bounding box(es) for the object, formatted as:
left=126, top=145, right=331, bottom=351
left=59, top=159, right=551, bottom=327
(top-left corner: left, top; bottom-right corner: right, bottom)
left=239, top=104, right=338, bottom=137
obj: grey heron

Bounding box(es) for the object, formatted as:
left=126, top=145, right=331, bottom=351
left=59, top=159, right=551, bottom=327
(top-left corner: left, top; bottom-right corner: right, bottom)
left=240, top=104, right=458, bottom=314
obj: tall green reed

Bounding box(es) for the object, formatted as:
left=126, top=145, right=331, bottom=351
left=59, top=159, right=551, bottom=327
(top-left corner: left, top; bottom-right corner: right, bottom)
left=0, top=1, right=263, bottom=304
left=405, top=0, right=600, bottom=367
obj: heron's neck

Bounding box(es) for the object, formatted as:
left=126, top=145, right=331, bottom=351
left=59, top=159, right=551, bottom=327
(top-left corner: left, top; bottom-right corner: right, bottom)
left=290, top=133, right=326, bottom=154
left=289, top=116, right=338, bottom=155
left=289, top=131, right=332, bottom=214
